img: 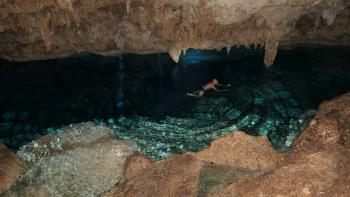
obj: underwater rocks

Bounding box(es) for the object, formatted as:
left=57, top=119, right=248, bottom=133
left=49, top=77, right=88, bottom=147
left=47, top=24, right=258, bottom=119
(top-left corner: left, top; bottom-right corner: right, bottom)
left=4, top=122, right=138, bottom=197
left=0, top=0, right=350, bottom=66
left=0, top=144, right=21, bottom=194
left=106, top=92, right=350, bottom=197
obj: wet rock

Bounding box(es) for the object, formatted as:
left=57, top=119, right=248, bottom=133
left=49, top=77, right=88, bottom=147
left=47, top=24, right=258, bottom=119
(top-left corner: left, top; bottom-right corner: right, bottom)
left=0, top=144, right=21, bottom=194
left=4, top=122, right=138, bottom=197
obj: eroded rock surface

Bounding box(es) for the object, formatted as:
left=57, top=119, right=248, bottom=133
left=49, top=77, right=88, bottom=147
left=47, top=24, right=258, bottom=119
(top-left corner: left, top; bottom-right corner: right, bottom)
left=106, top=92, right=350, bottom=197
left=0, top=144, right=21, bottom=194
left=4, top=122, right=138, bottom=197
left=295, top=92, right=350, bottom=149
left=105, top=131, right=282, bottom=197
left=212, top=92, right=350, bottom=196
left=195, top=132, right=282, bottom=171
left=0, top=0, right=349, bottom=65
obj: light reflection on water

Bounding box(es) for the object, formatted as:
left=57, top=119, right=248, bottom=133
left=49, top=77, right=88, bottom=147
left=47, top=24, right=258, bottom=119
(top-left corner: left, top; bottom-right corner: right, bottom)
left=1, top=47, right=350, bottom=160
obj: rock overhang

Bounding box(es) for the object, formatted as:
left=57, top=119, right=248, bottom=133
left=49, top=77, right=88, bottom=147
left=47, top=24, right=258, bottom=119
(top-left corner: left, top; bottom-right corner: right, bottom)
left=0, top=0, right=349, bottom=67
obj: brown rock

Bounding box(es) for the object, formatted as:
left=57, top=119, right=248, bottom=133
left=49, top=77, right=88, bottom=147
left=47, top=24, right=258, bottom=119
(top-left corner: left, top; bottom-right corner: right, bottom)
left=195, top=131, right=282, bottom=171
left=0, top=144, right=22, bottom=194
left=0, top=0, right=349, bottom=65
left=123, top=154, right=152, bottom=180
left=211, top=144, right=349, bottom=197
left=295, top=92, right=350, bottom=149
left=105, top=132, right=281, bottom=197
left=211, top=92, right=350, bottom=197
left=105, top=154, right=203, bottom=197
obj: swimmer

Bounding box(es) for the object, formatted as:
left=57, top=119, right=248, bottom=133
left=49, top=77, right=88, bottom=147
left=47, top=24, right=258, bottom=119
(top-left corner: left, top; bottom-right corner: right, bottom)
left=187, top=79, right=231, bottom=97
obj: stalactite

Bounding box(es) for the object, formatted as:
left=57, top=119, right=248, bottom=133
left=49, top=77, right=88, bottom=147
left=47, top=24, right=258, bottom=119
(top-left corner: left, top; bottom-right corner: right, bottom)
left=264, top=35, right=279, bottom=68
left=322, top=9, right=338, bottom=26
left=226, top=46, right=231, bottom=55
left=126, top=0, right=131, bottom=14
left=169, top=44, right=182, bottom=63
left=182, top=48, right=187, bottom=56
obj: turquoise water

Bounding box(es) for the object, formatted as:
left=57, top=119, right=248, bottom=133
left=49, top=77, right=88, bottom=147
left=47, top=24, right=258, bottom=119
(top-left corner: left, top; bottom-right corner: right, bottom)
left=1, top=47, right=350, bottom=160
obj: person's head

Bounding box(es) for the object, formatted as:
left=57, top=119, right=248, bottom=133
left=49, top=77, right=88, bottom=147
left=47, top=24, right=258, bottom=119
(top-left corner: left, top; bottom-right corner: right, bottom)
left=212, top=79, right=219, bottom=85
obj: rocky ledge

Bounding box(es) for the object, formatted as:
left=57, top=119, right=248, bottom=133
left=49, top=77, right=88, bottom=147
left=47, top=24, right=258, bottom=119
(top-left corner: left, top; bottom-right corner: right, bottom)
left=106, top=92, right=350, bottom=197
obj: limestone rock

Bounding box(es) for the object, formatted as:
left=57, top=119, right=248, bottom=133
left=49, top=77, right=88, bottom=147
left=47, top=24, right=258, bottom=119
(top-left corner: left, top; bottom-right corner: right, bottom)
left=4, top=122, right=138, bottom=197
left=122, top=154, right=152, bottom=180
left=0, top=144, right=21, bottom=194
left=195, top=131, right=282, bottom=171
left=211, top=144, right=350, bottom=197
left=106, top=154, right=203, bottom=197
left=295, top=92, right=350, bottom=149
left=0, top=0, right=349, bottom=64
left=211, top=92, right=350, bottom=196
left=105, top=132, right=280, bottom=197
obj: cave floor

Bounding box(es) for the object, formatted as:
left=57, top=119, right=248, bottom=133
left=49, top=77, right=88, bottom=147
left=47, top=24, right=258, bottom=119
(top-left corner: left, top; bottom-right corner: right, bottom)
left=0, top=46, right=350, bottom=160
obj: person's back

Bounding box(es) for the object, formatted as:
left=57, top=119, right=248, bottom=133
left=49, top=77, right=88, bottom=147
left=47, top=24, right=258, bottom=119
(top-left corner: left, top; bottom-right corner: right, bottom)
left=187, top=79, right=230, bottom=98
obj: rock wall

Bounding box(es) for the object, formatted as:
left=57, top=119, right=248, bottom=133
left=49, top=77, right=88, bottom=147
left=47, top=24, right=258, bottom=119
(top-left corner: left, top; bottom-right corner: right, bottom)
left=0, top=0, right=349, bottom=66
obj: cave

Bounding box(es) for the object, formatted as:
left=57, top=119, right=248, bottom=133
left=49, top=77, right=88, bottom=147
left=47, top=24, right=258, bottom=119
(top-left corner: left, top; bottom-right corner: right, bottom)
left=1, top=0, right=350, bottom=196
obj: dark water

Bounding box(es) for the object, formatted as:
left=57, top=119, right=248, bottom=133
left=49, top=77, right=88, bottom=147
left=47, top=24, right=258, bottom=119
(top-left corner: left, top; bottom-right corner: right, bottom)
left=0, top=47, right=350, bottom=160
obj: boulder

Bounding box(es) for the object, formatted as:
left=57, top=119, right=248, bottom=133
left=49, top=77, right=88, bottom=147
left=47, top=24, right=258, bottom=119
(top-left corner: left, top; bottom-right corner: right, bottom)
left=106, top=154, right=203, bottom=197
left=195, top=131, right=282, bottom=171
left=211, top=144, right=350, bottom=197
left=295, top=92, right=350, bottom=149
